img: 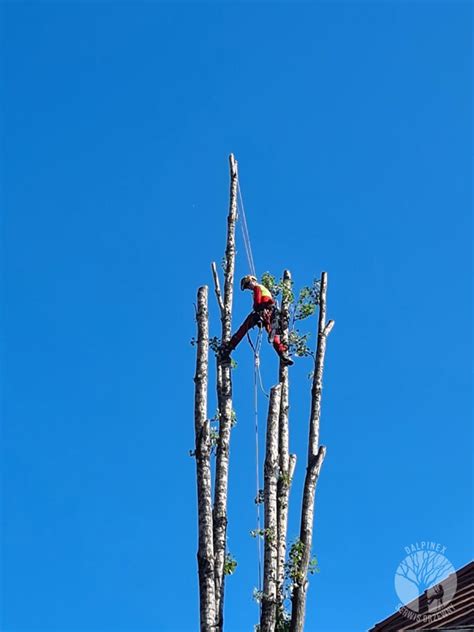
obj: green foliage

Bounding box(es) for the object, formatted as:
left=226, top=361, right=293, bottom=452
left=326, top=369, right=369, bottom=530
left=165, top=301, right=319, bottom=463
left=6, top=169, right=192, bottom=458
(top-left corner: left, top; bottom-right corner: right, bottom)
left=261, top=272, right=294, bottom=304
left=252, top=588, right=264, bottom=604
left=285, top=539, right=320, bottom=588
left=286, top=539, right=306, bottom=585
left=250, top=527, right=275, bottom=542
left=250, top=528, right=265, bottom=538
left=260, top=272, right=322, bottom=363
left=190, top=335, right=221, bottom=354
left=254, top=488, right=264, bottom=505
left=308, top=556, right=320, bottom=575
left=288, top=330, right=312, bottom=358
left=294, top=279, right=321, bottom=321
left=261, top=272, right=277, bottom=294
left=224, top=552, right=237, bottom=576
left=209, top=336, right=220, bottom=354
left=209, top=427, right=219, bottom=451
left=278, top=470, right=292, bottom=487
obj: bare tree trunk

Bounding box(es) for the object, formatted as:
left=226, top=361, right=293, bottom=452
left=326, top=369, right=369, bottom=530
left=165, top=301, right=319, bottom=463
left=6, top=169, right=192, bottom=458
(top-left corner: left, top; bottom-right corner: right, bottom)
left=212, top=154, right=238, bottom=630
left=290, top=272, right=334, bottom=632
left=276, top=270, right=296, bottom=618
left=261, top=384, right=281, bottom=632
left=194, top=286, right=216, bottom=631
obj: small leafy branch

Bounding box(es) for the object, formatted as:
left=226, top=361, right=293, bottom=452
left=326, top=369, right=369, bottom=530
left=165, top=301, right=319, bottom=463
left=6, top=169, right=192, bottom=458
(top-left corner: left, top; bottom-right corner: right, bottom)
left=288, top=330, right=312, bottom=358
left=254, top=489, right=265, bottom=505
left=278, top=470, right=293, bottom=487
left=285, top=539, right=319, bottom=587
left=209, top=427, right=219, bottom=454
left=224, top=552, right=238, bottom=576
left=260, top=273, right=321, bottom=361
left=253, top=588, right=264, bottom=604
left=294, top=280, right=321, bottom=321
left=261, top=272, right=294, bottom=304
left=250, top=527, right=275, bottom=542
left=190, top=335, right=220, bottom=354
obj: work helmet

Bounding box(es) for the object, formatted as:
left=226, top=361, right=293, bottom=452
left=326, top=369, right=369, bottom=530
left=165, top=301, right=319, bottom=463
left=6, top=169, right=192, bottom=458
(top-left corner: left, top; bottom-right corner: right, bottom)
left=240, top=275, right=257, bottom=291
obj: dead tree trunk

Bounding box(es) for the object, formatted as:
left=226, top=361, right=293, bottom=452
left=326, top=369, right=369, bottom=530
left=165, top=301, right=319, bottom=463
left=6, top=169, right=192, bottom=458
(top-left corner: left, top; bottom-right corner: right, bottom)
left=212, top=154, right=238, bottom=630
left=193, top=286, right=216, bottom=631
left=260, top=384, right=281, bottom=632
left=290, top=272, right=334, bottom=632
left=193, top=157, right=335, bottom=632
left=276, top=269, right=296, bottom=618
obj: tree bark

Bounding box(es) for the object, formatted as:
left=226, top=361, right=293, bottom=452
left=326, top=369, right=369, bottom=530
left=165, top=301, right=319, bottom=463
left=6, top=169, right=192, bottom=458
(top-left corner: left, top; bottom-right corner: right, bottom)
left=193, top=286, right=216, bottom=631
left=290, top=272, right=334, bottom=632
left=212, top=154, right=238, bottom=630
left=260, top=384, right=281, bottom=632
left=276, top=269, right=295, bottom=617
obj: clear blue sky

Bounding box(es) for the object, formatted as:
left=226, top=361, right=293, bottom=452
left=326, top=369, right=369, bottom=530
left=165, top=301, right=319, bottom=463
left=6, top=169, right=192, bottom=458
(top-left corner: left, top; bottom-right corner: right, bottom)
left=1, top=3, right=472, bottom=631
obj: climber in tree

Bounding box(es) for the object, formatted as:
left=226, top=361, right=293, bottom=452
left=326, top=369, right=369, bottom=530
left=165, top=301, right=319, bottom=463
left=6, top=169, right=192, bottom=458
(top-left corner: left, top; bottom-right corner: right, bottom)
left=221, top=275, right=293, bottom=366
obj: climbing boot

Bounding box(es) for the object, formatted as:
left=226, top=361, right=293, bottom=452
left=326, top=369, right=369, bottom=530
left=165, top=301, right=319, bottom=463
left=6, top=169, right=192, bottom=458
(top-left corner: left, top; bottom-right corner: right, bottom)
left=280, top=353, right=294, bottom=367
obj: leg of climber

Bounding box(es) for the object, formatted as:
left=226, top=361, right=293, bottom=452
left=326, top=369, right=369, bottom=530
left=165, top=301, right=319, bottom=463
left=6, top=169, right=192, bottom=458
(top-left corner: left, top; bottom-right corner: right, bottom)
left=261, top=309, right=293, bottom=366
left=219, top=311, right=260, bottom=361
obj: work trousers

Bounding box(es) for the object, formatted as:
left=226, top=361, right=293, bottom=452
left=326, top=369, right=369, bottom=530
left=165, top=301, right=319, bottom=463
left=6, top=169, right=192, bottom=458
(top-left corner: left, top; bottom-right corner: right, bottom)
left=229, top=307, right=286, bottom=357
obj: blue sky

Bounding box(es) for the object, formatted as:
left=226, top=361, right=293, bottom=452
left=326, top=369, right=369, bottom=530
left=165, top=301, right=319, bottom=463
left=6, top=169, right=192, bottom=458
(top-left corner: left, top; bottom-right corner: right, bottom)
left=1, top=2, right=472, bottom=631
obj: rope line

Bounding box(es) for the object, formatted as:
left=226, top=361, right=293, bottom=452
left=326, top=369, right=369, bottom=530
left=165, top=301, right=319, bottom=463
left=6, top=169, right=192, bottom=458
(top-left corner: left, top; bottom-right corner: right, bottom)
left=253, top=339, right=263, bottom=595
left=237, top=181, right=257, bottom=278
left=246, top=328, right=269, bottom=601
left=237, top=178, right=264, bottom=602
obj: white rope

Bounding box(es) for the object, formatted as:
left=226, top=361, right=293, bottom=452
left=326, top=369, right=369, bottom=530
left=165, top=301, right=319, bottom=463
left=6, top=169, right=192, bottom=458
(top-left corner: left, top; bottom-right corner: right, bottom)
left=237, top=177, right=265, bottom=599
left=237, top=181, right=257, bottom=278
left=254, top=345, right=263, bottom=596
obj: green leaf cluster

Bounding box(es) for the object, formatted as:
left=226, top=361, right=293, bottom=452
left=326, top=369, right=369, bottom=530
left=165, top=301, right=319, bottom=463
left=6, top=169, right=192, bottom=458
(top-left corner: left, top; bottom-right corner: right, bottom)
left=261, top=272, right=294, bottom=304
left=285, top=539, right=320, bottom=587
left=224, top=552, right=238, bottom=576
left=250, top=527, right=275, bottom=542
left=288, top=330, right=312, bottom=358
left=294, top=279, right=321, bottom=321
left=254, top=488, right=264, bottom=505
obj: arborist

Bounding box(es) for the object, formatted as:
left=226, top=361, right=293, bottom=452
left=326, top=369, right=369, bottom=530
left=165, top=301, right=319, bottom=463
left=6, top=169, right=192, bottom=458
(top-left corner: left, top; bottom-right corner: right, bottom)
left=220, top=275, right=294, bottom=366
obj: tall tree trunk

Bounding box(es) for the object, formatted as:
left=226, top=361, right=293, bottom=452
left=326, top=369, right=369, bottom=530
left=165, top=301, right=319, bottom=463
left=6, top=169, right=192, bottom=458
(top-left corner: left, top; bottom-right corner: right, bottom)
left=290, top=272, right=334, bottom=632
left=260, top=384, right=281, bottom=632
left=212, top=154, right=238, bottom=630
left=276, top=270, right=296, bottom=618
left=193, top=286, right=216, bottom=631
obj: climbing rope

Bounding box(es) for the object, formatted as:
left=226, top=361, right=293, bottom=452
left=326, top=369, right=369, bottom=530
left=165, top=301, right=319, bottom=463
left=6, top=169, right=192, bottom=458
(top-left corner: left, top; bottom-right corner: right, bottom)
left=237, top=177, right=266, bottom=599
left=237, top=181, right=257, bottom=279
left=246, top=328, right=270, bottom=598
left=253, top=339, right=263, bottom=595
